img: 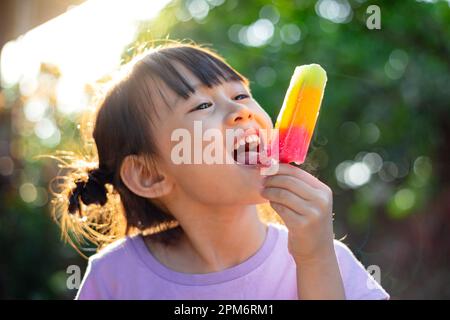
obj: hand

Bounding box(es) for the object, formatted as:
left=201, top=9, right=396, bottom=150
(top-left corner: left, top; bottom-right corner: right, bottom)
left=261, top=163, right=335, bottom=263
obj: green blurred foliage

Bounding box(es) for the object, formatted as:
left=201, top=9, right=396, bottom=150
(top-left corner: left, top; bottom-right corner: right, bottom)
left=0, top=0, right=449, bottom=299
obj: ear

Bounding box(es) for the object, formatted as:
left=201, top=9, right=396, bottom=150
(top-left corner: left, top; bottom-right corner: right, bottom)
left=120, top=155, right=173, bottom=199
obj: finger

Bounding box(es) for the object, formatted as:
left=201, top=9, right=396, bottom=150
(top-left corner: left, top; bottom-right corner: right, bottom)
left=263, top=174, right=320, bottom=202
left=261, top=187, right=318, bottom=217
left=269, top=202, right=307, bottom=226
left=275, top=163, right=330, bottom=191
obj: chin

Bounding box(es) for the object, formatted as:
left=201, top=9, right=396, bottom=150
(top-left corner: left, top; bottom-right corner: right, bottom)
left=253, top=194, right=270, bottom=205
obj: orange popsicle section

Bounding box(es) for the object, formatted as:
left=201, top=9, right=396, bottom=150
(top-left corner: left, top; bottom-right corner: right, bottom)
left=272, top=64, right=327, bottom=164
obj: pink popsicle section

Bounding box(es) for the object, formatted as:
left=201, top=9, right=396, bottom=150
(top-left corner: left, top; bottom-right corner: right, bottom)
left=270, top=126, right=312, bottom=164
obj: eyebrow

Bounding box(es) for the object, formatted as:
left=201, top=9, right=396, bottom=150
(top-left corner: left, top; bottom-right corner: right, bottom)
left=174, top=82, right=207, bottom=106
left=172, top=82, right=203, bottom=107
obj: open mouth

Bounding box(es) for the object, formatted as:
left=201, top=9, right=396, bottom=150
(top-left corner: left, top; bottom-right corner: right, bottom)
left=232, top=132, right=268, bottom=166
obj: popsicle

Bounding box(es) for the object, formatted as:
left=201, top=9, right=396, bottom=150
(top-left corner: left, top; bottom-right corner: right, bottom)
left=271, top=64, right=327, bottom=164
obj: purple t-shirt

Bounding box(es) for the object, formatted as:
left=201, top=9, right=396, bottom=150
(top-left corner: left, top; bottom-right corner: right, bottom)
left=76, top=223, right=389, bottom=300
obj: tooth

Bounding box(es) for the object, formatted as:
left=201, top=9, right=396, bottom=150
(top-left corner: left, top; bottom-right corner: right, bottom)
left=240, top=139, right=246, bottom=146
left=245, top=136, right=252, bottom=143
left=234, top=142, right=240, bottom=150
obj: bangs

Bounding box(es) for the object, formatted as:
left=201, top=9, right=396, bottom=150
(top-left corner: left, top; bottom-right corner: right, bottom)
left=132, top=45, right=250, bottom=106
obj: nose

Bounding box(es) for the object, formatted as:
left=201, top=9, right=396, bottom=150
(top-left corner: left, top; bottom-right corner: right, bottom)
left=225, top=102, right=254, bottom=125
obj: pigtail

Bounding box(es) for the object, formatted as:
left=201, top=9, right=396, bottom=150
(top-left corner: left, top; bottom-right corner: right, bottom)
left=44, top=97, right=127, bottom=258
left=45, top=149, right=125, bottom=258
left=68, top=164, right=113, bottom=216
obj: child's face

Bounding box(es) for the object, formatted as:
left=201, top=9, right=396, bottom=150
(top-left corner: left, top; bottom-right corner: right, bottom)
left=150, top=62, right=273, bottom=206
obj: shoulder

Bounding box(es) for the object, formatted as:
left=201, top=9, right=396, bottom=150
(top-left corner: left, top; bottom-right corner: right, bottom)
left=333, top=239, right=356, bottom=260
left=332, top=239, right=390, bottom=300
left=90, top=236, right=135, bottom=264
left=87, top=234, right=146, bottom=276
left=332, top=239, right=366, bottom=275
left=76, top=235, right=142, bottom=299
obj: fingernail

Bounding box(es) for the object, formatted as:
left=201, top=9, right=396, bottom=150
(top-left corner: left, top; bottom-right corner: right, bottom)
left=260, top=158, right=279, bottom=176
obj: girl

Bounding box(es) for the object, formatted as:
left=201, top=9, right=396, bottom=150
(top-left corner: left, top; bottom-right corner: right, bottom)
left=53, top=41, right=389, bottom=300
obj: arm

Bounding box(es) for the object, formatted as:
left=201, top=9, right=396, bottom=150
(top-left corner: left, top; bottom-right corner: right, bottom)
left=294, top=248, right=345, bottom=300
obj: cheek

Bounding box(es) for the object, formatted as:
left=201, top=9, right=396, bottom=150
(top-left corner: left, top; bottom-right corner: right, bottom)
left=252, top=104, right=274, bottom=130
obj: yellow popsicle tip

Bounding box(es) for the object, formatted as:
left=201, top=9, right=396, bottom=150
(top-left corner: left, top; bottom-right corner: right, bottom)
left=294, top=64, right=327, bottom=88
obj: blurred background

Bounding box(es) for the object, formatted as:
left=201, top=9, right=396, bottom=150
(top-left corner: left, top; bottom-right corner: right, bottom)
left=0, top=0, right=449, bottom=299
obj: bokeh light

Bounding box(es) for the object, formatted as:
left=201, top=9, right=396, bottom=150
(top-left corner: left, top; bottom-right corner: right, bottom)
left=362, top=152, right=383, bottom=173
left=315, top=0, right=353, bottom=24
left=385, top=49, right=409, bottom=80
left=19, top=182, right=38, bottom=203
left=255, top=66, right=277, bottom=87
left=0, top=156, right=14, bottom=176
left=239, top=19, right=274, bottom=47
left=394, top=188, right=416, bottom=211
left=259, top=4, right=280, bottom=24
left=24, top=98, right=49, bottom=123
left=280, top=24, right=302, bottom=45
left=336, top=160, right=371, bottom=189
left=187, top=0, right=209, bottom=21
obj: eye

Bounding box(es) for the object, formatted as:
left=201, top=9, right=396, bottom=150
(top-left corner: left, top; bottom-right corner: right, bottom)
left=234, top=94, right=249, bottom=100
left=190, top=102, right=212, bottom=112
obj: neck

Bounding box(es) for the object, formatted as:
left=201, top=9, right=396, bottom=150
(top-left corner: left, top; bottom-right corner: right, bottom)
left=148, top=197, right=268, bottom=273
